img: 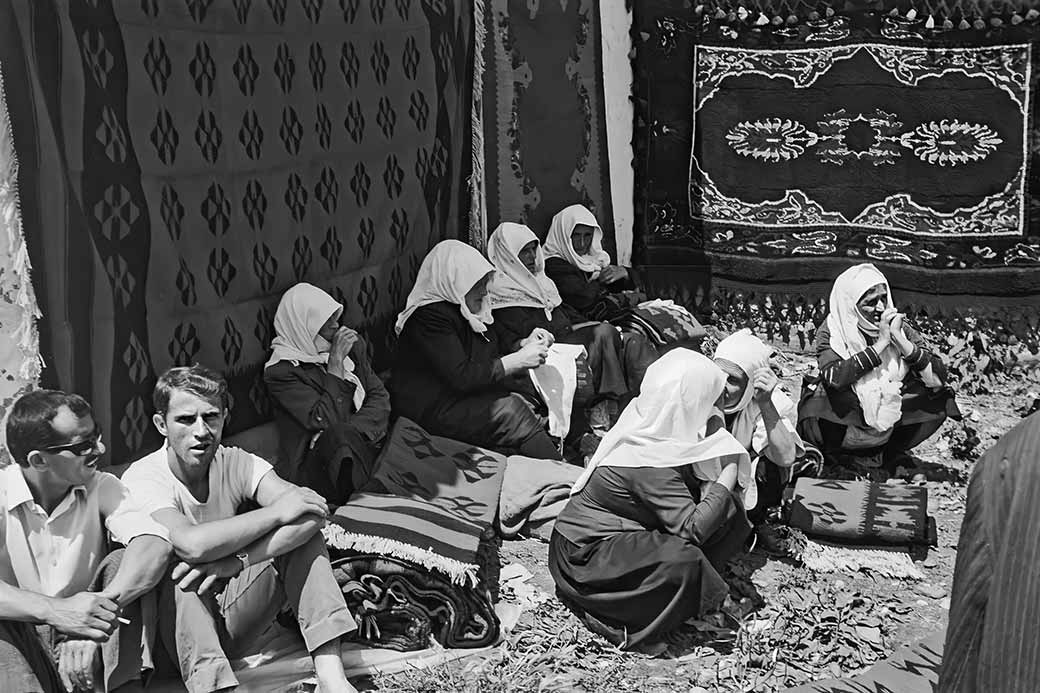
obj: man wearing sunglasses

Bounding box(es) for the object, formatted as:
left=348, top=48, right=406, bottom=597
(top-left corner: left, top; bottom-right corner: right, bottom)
left=0, top=389, right=172, bottom=692
left=122, top=365, right=358, bottom=693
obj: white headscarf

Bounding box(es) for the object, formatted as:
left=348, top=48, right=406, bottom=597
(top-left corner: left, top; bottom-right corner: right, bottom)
left=571, top=349, right=756, bottom=509
left=544, top=204, right=612, bottom=279
left=486, top=222, right=562, bottom=320
left=265, top=282, right=366, bottom=411
left=826, top=263, right=908, bottom=432
left=395, top=240, right=496, bottom=335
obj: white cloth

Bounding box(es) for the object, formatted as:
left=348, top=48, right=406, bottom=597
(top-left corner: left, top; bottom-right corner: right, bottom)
left=544, top=205, right=612, bottom=279
left=487, top=222, right=562, bottom=320
left=571, top=349, right=756, bottom=509
left=826, top=264, right=908, bottom=432
left=266, top=282, right=365, bottom=411
left=0, top=465, right=168, bottom=597
left=529, top=343, right=587, bottom=443
left=122, top=445, right=273, bottom=525
left=395, top=240, right=496, bottom=335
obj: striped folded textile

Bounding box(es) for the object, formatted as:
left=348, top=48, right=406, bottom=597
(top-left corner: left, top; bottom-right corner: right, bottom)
left=325, top=492, right=485, bottom=586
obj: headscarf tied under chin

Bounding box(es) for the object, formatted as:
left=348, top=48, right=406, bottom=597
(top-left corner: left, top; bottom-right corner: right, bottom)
left=395, top=239, right=496, bottom=335
left=265, top=282, right=366, bottom=411
left=714, top=329, right=772, bottom=446
left=486, top=222, right=562, bottom=320
left=571, top=349, right=756, bottom=510
left=827, top=263, right=908, bottom=432
left=543, top=204, right=612, bottom=279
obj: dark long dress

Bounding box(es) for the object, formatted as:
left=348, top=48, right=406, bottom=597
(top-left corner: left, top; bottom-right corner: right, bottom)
left=940, top=412, right=1040, bottom=692
left=544, top=258, right=658, bottom=392
left=264, top=336, right=390, bottom=504
left=549, top=465, right=750, bottom=648
left=797, top=322, right=961, bottom=465
left=490, top=305, right=628, bottom=397
left=389, top=301, right=560, bottom=460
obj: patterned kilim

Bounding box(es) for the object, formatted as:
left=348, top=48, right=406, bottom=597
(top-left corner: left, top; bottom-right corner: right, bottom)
left=1, top=0, right=472, bottom=461
left=477, top=0, right=613, bottom=247
left=632, top=3, right=1040, bottom=339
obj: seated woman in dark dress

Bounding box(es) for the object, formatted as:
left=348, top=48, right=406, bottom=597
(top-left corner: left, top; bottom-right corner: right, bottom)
left=487, top=222, right=631, bottom=405
left=264, top=282, right=390, bottom=504
left=390, top=239, right=561, bottom=460
left=542, top=205, right=658, bottom=399
left=550, top=349, right=754, bottom=650
left=798, top=263, right=961, bottom=471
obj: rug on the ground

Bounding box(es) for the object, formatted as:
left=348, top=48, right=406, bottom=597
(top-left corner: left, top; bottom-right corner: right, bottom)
left=475, top=0, right=613, bottom=247
left=784, top=478, right=933, bottom=546
left=0, top=0, right=473, bottom=462
left=785, top=629, right=944, bottom=693
left=333, top=553, right=500, bottom=651
left=631, top=3, right=1040, bottom=341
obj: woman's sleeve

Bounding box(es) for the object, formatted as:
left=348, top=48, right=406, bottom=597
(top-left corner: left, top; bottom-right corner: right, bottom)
left=490, top=308, right=529, bottom=354
left=264, top=363, right=355, bottom=432
left=545, top=259, right=603, bottom=313
left=904, top=326, right=949, bottom=385
left=628, top=467, right=736, bottom=545
left=816, top=324, right=884, bottom=390
left=407, top=307, right=504, bottom=392
left=349, top=339, right=391, bottom=443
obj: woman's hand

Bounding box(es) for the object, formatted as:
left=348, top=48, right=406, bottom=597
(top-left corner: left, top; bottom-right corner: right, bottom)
left=328, top=327, right=359, bottom=378
left=521, top=327, right=555, bottom=348
left=751, top=367, right=778, bottom=404
left=716, top=461, right=738, bottom=491
left=889, top=313, right=914, bottom=357
left=873, top=307, right=896, bottom=353
left=599, top=265, right=628, bottom=284
left=513, top=341, right=548, bottom=370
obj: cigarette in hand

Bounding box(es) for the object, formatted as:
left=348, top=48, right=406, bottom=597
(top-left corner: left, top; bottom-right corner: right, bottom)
left=117, top=617, right=131, bottom=625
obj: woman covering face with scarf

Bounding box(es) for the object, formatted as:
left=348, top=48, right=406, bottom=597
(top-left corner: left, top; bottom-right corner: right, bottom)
left=797, top=264, right=961, bottom=471
left=264, top=282, right=391, bottom=504
left=549, top=350, right=753, bottom=650
left=389, top=240, right=561, bottom=460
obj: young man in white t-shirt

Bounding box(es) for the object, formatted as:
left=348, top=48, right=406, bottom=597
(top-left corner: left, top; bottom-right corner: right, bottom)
left=122, top=365, right=358, bottom=693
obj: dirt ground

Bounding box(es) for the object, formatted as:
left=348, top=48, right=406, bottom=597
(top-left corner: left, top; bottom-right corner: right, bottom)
left=366, top=343, right=1034, bottom=693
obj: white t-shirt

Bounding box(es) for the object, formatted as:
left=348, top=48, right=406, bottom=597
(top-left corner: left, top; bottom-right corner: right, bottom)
left=122, top=444, right=273, bottom=524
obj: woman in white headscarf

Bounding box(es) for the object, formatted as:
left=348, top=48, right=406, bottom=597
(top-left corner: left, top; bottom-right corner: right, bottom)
left=390, top=240, right=561, bottom=459
left=798, top=263, right=960, bottom=471
left=487, top=222, right=630, bottom=401
left=549, top=350, right=753, bottom=650
left=542, top=205, right=659, bottom=399
left=264, top=282, right=390, bottom=504
left=714, top=329, right=810, bottom=530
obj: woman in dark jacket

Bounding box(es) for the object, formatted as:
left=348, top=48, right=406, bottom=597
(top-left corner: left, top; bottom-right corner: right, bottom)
left=264, top=282, right=390, bottom=504
left=389, top=240, right=561, bottom=460
left=798, top=263, right=960, bottom=471
left=542, top=205, right=658, bottom=395
left=550, top=349, right=754, bottom=650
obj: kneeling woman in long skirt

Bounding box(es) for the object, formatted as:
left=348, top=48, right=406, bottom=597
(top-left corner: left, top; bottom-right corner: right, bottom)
left=549, top=349, right=753, bottom=649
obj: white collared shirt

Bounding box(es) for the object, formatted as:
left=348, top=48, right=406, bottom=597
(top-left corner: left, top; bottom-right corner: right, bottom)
left=0, top=464, right=169, bottom=598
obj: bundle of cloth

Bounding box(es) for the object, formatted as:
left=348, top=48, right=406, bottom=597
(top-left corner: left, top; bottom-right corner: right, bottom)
left=331, top=554, right=499, bottom=652
left=323, top=418, right=507, bottom=650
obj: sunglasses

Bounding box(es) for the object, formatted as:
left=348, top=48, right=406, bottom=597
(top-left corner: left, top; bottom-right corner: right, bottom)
left=39, top=429, right=103, bottom=457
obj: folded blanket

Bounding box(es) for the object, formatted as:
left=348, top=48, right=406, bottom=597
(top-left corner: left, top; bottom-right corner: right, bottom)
left=362, top=417, right=507, bottom=529
left=497, top=455, right=581, bottom=540
left=332, top=555, right=500, bottom=651
left=326, top=492, right=485, bottom=586
left=613, top=300, right=706, bottom=349
left=784, top=478, right=934, bottom=546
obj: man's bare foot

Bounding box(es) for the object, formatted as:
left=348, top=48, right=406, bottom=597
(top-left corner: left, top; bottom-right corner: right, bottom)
left=313, top=639, right=355, bottom=693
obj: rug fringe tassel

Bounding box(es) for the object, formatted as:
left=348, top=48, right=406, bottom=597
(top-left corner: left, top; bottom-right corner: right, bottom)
left=323, top=524, right=480, bottom=588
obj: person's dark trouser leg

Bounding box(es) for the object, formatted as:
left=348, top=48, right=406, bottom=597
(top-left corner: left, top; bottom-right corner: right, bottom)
left=0, top=620, right=62, bottom=693
left=157, top=573, right=238, bottom=693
